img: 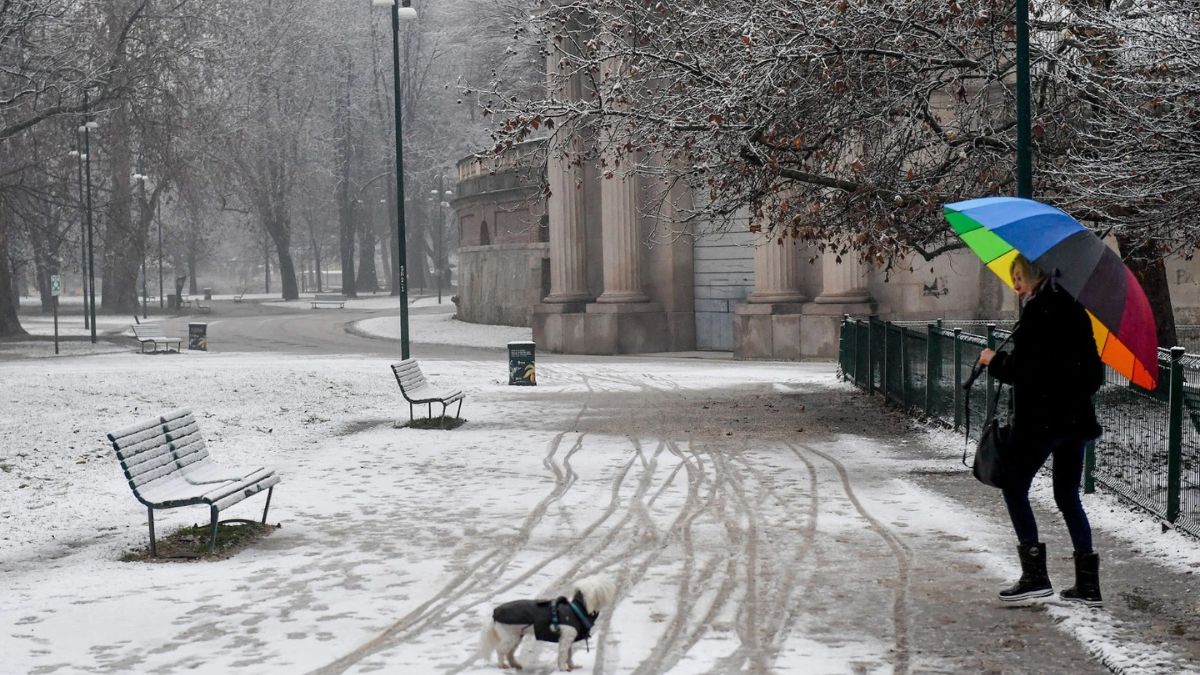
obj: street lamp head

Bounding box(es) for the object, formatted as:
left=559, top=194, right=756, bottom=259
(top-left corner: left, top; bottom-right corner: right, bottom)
left=84, top=121, right=99, bottom=130
left=371, top=1, right=417, bottom=20
left=68, top=150, right=80, bottom=157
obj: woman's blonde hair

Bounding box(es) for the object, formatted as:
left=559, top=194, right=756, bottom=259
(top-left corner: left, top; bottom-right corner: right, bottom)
left=1010, top=254, right=1046, bottom=284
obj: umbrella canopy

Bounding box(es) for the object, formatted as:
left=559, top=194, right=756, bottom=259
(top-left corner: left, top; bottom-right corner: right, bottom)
left=944, top=196, right=1158, bottom=389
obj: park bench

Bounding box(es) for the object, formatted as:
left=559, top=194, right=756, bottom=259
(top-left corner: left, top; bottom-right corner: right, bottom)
left=233, top=292, right=245, bottom=303
left=189, top=298, right=212, bottom=314
left=311, top=293, right=346, bottom=309
left=391, top=359, right=465, bottom=425
left=106, top=408, right=281, bottom=556
left=131, top=323, right=182, bottom=353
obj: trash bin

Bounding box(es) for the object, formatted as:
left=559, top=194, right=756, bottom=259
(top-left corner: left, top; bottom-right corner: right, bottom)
left=203, top=288, right=212, bottom=300
left=508, top=340, right=536, bottom=386
left=188, top=323, right=208, bottom=351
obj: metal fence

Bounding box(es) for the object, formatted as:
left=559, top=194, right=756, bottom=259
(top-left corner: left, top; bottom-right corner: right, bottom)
left=839, top=316, right=1200, bottom=538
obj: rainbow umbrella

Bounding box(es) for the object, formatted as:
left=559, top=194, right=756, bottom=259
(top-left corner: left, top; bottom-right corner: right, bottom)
left=944, top=196, right=1158, bottom=389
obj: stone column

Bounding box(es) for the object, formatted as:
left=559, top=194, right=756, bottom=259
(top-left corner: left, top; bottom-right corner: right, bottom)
left=801, top=248, right=876, bottom=359
left=747, top=233, right=806, bottom=303
left=734, top=229, right=806, bottom=360
left=595, top=166, right=648, bottom=303
left=595, top=33, right=648, bottom=304
left=814, top=252, right=871, bottom=303
left=542, top=19, right=590, bottom=304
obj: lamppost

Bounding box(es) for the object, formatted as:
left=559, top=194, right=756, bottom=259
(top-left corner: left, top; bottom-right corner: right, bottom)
left=132, top=170, right=150, bottom=319
left=68, top=145, right=87, bottom=329
left=80, top=94, right=98, bottom=344
left=372, top=0, right=417, bottom=359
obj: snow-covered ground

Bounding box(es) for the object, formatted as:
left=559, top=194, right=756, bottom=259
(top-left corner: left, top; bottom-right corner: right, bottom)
left=2, top=314, right=1199, bottom=674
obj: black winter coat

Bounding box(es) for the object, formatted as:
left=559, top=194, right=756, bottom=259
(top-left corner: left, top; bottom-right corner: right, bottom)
left=987, top=282, right=1104, bottom=442
left=492, top=595, right=595, bottom=643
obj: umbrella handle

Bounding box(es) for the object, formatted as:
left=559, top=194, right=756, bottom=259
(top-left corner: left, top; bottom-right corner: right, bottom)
left=962, top=363, right=985, bottom=391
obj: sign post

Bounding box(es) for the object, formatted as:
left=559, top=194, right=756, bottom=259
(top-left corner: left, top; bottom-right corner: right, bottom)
left=50, top=274, right=61, bottom=355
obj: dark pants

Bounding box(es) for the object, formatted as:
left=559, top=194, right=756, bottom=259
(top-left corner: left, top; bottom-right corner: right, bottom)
left=1001, top=432, right=1094, bottom=554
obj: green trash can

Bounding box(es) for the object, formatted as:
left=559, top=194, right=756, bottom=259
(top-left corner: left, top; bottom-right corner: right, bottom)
left=188, top=323, right=208, bottom=351
left=508, top=340, right=536, bottom=386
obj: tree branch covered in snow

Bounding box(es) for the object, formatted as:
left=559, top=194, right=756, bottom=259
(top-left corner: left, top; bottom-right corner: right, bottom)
left=469, top=0, right=1200, bottom=272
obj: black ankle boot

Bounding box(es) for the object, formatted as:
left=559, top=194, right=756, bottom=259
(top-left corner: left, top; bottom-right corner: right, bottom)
left=1060, top=551, right=1102, bottom=606
left=999, top=542, right=1053, bottom=602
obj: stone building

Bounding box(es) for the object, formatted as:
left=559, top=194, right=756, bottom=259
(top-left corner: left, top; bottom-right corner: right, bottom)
left=450, top=137, right=1037, bottom=358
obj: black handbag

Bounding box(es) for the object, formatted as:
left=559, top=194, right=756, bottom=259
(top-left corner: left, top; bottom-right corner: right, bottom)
left=962, top=329, right=1017, bottom=489
left=970, top=392, right=1013, bottom=488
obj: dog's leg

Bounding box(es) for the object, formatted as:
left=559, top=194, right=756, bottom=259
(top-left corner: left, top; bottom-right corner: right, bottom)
left=494, top=623, right=526, bottom=670
left=556, top=625, right=578, bottom=671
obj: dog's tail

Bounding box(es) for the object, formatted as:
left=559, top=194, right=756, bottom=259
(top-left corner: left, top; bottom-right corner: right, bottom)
left=478, top=618, right=501, bottom=659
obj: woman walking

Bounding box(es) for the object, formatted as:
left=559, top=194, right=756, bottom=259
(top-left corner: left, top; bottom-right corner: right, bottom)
left=978, top=254, right=1105, bottom=605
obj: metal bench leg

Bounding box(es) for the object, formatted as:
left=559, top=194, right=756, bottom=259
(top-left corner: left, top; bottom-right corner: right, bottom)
left=427, top=402, right=433, bottom=419
left=209, top=505, right=220, bottom=551
left=409, top=402, right=414, bottom=423
left=261, top=486, right=274, bottom=523
left=456, top=399, right=463, bottom=419
left=148, top=507, right=157, bottom=557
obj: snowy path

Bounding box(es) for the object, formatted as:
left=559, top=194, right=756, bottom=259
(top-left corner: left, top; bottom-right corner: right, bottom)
left=2, top=352, right=1198, bottom=673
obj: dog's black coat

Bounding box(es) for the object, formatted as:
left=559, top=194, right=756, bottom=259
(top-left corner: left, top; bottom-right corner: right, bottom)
left=493, top=594, right=595, bottom=643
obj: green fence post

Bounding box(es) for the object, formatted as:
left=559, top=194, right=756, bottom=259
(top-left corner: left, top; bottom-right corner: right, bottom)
left=900, top=325, right=911, bottom=408
left=838, top=315, right=848, bottom=382
left=884, top=321, right=893, bottom=402
left=953, top=328, right=963, bottom=431
left=985, top=323, right=997, bottom=414
left=1167, top=346, right=1185, bottom=522
left=852, top=319, right=861, bottom=386
left=925, top=323, right=937, bottom=416
left=1083, top=440, right=1095, bottom=494
left=848, top=315, right=857, bottom=386
left=867, top=318, right=876, bottom=395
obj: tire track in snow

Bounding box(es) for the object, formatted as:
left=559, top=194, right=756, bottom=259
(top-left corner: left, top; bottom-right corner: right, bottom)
left=313, top=396, right=604, bottom=674
left=796, top=441, right=913, bottom=675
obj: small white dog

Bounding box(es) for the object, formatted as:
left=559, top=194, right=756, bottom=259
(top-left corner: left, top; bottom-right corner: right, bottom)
left=480, top=574, right=615, bottom=671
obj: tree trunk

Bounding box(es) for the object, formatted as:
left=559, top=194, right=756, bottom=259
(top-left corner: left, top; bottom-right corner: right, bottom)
left=187, top=240, right=198, bottom=295
left=309, top=222, right=323, bottom=293
left=357, top=222, right=378, bottom=292
left=0, top=220, right=26, bottom=337
left=339, top=199, right=356, bottom=297
left=407, top=198, right=428, bottom=292
left=273, top=233, right=299, bottom=300
left=1115, top=233, right=1177, bottom=349
left=101, top=106, right=139, bottom=315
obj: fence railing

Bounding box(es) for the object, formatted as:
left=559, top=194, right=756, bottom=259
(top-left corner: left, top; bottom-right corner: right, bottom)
left=839, top=316, right=1199, bottom=538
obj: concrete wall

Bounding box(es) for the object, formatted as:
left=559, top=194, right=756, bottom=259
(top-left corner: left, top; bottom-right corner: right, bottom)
left=456, top=243, right=549, bottom=327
